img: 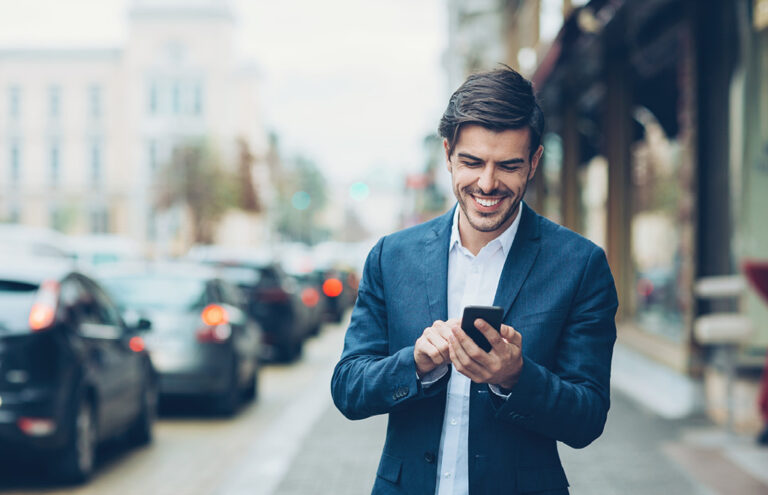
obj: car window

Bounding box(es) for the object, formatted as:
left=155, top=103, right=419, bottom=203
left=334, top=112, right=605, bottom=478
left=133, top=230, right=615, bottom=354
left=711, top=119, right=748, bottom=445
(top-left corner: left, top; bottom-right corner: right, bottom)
left=0, top=279, right=39, bottom=334
left=218, top=280, right=244, bottom=306
left=78, top=276, right=123, bottom=327
left=99, top=274, right=207, bottom=311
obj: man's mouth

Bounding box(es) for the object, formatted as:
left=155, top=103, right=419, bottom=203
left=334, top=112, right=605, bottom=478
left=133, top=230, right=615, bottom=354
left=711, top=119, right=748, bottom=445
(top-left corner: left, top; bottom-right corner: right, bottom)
left=470, top=194, right=505, bottom=210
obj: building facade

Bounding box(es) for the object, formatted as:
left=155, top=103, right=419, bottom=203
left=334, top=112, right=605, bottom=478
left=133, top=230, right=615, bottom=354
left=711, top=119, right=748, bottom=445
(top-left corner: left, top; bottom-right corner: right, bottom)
left=0, top=0, right=268, bottom=256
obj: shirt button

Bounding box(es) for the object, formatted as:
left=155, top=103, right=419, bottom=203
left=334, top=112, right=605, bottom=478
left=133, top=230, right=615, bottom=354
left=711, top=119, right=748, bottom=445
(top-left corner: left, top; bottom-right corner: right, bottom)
left=450, top=418, right=457, bottom=426
left=443, top=472, right=452, bottom=478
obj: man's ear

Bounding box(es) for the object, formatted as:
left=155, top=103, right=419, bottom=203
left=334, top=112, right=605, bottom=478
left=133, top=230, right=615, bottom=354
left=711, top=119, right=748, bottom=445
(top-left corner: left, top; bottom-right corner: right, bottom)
left=528, top=145, right=544, bottom=180
left=443, top=138, right=452, bottom=172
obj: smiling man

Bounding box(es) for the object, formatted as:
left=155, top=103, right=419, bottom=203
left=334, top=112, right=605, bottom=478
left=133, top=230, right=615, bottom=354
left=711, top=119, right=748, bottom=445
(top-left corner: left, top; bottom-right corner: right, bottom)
left=332, top=67, right=618, bottom=495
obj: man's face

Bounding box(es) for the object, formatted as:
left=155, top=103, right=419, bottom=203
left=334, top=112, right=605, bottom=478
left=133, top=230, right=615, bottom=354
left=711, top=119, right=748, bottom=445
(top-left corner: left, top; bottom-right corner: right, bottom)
left=446, top=124, right=542, bottom=241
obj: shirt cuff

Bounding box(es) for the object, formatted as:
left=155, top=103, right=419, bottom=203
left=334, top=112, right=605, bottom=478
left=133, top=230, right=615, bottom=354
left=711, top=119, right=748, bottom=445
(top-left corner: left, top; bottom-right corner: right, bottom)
left=488, top=383, right=512, bottom=399
left=418, top=364, right=449, bottom=388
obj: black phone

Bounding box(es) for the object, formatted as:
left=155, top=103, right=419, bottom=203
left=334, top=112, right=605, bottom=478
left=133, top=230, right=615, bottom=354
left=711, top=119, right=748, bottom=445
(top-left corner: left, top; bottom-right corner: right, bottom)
left=460, top=305, right=504, bottom=352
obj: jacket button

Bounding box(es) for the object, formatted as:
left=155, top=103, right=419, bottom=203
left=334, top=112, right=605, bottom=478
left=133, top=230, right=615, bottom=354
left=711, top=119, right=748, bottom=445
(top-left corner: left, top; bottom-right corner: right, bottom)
left=424, top=452, right=435, bottom=463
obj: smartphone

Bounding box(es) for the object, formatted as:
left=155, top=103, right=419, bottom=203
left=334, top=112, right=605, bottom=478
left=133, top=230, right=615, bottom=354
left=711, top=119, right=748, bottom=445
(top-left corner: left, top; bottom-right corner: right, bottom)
left=461, top=305, right=504, bottom=352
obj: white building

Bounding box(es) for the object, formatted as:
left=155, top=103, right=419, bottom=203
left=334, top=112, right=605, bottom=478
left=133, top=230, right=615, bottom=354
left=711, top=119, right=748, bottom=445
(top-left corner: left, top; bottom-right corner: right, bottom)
left=0, top=0, right=268, bottom=256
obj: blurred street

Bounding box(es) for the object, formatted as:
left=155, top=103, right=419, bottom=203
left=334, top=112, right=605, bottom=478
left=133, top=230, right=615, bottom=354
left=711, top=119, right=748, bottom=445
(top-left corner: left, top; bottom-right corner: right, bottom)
left=1, top=313, right=765, bottom=495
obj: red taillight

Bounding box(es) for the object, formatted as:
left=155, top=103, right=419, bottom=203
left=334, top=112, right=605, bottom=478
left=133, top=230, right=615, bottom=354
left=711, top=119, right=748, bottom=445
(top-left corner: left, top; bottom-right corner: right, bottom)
left=196, top=324, right=232, bottom=343
left=129, top=336, right=145, bottom=352
left=29, top=280, right=59, bottom=331
left=322, top=278, right=343, bottom=298
left=258, top=287, right=290, bottom=303
left=301, top=287, right=320, bottom=307
left=197, top=305, right=231, bottom=343
left=201, top=304, right=228, bottom=326
left=17, top=417, right=56, bottom=436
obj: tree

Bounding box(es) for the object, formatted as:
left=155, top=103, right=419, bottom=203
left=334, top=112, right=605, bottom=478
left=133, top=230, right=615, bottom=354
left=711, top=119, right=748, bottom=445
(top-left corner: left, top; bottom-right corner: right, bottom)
left=274, top=156, right=329, bottom=244
left=155, top=140, right=239, bottom=244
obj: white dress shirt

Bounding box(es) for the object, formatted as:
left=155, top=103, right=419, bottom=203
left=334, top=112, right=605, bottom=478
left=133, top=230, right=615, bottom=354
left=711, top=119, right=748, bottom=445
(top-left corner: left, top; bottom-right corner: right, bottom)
left=425, top=204, right=522, bottom=495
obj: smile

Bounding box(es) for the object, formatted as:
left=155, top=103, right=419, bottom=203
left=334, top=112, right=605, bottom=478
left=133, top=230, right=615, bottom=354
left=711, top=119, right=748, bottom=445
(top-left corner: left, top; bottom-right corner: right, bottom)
left=471, top=195, right=503, bottom=208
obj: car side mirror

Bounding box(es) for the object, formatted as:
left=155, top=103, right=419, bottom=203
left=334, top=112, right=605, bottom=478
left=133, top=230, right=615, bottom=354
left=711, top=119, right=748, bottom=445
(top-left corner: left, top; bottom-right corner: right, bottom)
left=136, top=317, right=152, bottom=331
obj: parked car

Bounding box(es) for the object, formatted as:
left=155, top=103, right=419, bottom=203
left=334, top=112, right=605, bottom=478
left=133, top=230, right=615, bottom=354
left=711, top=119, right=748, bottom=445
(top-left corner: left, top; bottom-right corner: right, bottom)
left=0, top=255, right=157, bottom=482
left=186, top=247, right=316, bottom=362
left=95, top=262, right=262, bottom=414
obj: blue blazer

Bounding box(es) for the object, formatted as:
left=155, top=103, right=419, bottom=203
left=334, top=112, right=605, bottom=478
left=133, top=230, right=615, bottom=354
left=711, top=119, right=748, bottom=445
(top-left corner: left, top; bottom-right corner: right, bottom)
left=331, top=204, right=618, bottom=495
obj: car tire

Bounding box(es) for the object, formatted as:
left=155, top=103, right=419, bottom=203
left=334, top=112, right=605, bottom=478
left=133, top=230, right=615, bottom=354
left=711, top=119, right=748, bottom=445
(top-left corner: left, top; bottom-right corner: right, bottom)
left=242, top=367, right=258, bottom=402
left=127, top=373, right=157, bottom=446
left=216, top=363, right=240, bottom=416
left=55, top=397, right=97, bottom=483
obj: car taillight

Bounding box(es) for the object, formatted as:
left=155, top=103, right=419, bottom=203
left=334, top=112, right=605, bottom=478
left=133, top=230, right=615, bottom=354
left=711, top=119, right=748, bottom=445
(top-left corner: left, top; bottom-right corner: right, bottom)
left=258, top=287, right=290, bottom=303
left=201, top=304, right=228, bottom=326
left=322, top=278, right=343, bottom=298
left=17, top=417, right=56, bottom=436
left=197, top=304, right=231, bottom=343
left=29, top=280, right=59, bottom=332
left=301, top=287, right=320, bottom=307
left=129, top=336, right=145, bottom=352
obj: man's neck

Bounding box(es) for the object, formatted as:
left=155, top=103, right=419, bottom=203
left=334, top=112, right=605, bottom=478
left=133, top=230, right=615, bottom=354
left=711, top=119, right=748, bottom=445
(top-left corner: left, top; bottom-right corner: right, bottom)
left=457, top=207, right=519, bottom=256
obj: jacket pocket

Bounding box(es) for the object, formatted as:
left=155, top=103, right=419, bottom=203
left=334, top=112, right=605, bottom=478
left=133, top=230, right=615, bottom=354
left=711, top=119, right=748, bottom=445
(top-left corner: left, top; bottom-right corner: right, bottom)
left=377, top=453, right=403, bottom=484
left=516, top=466, right=569, bottom=493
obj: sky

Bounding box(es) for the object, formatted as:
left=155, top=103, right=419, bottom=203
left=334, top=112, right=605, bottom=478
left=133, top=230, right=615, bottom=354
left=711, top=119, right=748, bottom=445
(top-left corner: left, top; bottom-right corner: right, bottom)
left=0, top=0, right=448, bottom=188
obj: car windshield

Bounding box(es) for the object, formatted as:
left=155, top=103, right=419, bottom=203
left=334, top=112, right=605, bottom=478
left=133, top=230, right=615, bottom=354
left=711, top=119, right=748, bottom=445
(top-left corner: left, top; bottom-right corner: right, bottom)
left=99, top=275, right=206, bottom=311
left=0, top=280, right=38, bottom=334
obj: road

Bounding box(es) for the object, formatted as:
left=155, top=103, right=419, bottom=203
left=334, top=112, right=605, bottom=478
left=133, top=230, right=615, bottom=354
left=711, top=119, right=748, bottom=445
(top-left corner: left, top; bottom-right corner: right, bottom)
left=0, top=319, right=348, bottom=495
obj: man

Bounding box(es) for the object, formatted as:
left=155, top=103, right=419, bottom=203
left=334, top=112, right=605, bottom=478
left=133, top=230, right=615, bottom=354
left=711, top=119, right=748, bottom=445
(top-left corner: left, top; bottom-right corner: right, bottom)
left=331, top=67, right=618, bottom=495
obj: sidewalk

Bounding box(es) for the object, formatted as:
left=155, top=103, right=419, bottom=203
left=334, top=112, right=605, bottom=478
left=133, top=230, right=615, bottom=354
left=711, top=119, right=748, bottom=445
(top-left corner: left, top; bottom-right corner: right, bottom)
left=272, top=342, right=768, bottom=495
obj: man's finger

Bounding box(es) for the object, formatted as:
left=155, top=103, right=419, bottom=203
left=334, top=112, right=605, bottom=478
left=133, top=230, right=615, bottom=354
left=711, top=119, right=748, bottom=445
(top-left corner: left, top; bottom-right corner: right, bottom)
left=450, top=326, right=491, bottom=367
left=448, top=333, right=485, bottom=380
left=474, top=318, right=506, bottom=350
left=500, top=324, right=522, bottom=347
left=424, top=331, right=450, bottom=362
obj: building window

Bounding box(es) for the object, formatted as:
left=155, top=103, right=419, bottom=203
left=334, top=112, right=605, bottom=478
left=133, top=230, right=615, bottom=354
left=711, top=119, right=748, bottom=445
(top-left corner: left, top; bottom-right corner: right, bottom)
left=49, top=85, right=61, bottom=119
left=49, top=204, right=65, bottom=232
left=89, top=85, right=102, bottom=119
left=171, top=81, right=181, bottom=115
left=148, top=139, right=158, bottom=174
left=50, top=142, right=60, bottom=187
left=90, top=207, right=109, bottom=233
left=193, top=81, right=203, bottom=116
left=149, top=81, right=159, bottom=115
left=91, top=140, right=102, bottom=186
left=8, top=86, right=21, bottom=120
left=8, top=203, right=20, bottom=223
left=9, top=140, right=21, bottom=185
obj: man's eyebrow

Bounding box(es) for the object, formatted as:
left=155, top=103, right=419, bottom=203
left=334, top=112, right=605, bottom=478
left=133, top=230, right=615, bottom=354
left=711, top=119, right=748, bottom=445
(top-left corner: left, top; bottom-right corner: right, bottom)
left=456, top=152, right=525, bottom=166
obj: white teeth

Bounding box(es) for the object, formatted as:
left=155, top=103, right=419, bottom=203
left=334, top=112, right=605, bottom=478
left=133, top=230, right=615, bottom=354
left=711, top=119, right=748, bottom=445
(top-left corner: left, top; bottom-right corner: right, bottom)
left=475, top=197, right=500, bottom=207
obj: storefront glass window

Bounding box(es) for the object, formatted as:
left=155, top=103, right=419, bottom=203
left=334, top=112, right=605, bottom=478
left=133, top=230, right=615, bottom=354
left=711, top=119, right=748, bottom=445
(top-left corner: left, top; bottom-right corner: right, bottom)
left=630, top=107, right=693, bottom=342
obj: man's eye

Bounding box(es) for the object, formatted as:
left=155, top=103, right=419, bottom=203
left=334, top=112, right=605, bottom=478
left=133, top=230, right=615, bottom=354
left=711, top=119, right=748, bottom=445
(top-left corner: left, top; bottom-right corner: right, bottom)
left=462, top=162, right=482, bottom=167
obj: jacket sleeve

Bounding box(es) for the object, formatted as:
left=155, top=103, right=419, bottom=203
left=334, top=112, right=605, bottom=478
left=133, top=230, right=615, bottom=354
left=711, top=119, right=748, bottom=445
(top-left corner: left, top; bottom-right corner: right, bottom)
left=331, top=237, right=448, bottom=420
left=492, top=246, right=618, bottom=449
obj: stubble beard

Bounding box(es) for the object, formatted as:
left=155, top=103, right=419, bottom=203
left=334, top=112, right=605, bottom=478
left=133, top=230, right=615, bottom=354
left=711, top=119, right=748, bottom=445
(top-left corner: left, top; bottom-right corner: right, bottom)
left=455, top=183, right=527, bottom=234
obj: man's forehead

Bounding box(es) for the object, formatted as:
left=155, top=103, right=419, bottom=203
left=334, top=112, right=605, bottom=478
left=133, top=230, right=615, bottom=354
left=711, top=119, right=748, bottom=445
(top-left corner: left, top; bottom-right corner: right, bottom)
left=453, top=125, right=532, bottom=156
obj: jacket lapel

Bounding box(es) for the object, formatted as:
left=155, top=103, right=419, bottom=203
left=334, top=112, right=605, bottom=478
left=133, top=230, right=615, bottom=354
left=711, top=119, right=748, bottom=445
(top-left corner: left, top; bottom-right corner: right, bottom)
left=493, top=203, right=542, bottom=320
left=423, top=206, right=454, bottom=323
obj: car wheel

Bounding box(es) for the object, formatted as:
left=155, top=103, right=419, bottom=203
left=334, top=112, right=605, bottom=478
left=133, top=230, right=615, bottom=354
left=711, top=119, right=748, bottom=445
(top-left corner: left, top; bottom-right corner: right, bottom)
left=242, top=367, right=258, bottom=402
left=216, top=363, right=240, bottom=416
left=55, top=397, right=97, bottom=483
left=127, top=374, right=157, bottom=446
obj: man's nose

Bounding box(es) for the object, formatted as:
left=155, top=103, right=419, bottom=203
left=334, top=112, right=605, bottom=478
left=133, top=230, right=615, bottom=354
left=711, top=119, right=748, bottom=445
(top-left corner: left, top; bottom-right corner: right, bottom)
left=477, top=165, right=498, bottom=193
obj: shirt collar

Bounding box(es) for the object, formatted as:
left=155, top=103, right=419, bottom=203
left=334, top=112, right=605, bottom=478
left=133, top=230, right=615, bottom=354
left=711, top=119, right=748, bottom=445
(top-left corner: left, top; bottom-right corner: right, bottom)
left=449, top=201, right=523, bottom=257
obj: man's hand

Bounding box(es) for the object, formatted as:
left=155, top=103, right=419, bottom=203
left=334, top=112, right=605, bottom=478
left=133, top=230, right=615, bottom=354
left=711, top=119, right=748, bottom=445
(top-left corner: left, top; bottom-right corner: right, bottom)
left=414, top=318, right=460, bottom=378
left=448, top=319, right=523, bottom=390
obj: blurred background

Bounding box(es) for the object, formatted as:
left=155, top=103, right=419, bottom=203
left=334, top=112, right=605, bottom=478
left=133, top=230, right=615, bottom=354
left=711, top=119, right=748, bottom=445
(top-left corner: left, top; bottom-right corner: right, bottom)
left=1, top=0, right=768, bottom=493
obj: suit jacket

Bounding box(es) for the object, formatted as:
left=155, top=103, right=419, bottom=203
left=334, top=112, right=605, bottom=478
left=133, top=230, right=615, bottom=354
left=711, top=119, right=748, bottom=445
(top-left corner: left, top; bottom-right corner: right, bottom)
left=331, top=203, right=618, bottom=495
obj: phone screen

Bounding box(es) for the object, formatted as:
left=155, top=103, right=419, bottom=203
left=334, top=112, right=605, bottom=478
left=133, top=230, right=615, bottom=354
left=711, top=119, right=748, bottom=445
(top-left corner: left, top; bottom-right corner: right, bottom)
left=460, top=305, right=503, bottom=352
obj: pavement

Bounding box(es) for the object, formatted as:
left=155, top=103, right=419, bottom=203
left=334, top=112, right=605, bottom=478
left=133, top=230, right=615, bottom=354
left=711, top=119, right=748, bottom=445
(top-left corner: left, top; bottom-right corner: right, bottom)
left=270, top=325, right=768, bottom=495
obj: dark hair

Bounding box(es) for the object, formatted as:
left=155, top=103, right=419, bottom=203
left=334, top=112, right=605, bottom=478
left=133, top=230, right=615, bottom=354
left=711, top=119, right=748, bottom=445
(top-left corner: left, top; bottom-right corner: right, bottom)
left=438, top=66, right=544, bottom=160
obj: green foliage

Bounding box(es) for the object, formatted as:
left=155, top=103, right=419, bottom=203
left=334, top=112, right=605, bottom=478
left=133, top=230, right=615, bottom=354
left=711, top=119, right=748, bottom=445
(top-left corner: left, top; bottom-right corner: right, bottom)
left=155, top=140, right=239, bottom=244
